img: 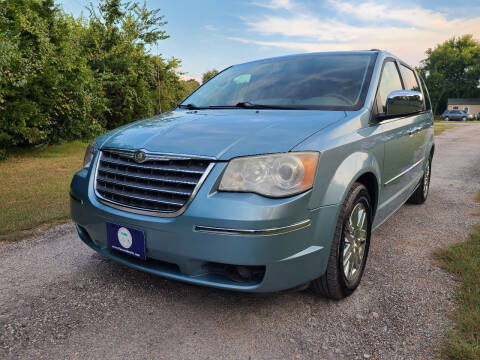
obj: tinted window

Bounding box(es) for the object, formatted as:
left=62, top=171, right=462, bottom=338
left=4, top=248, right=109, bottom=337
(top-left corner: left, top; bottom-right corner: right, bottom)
left=377, top=61, right=403, bottom=112
left=181, top=54, right=375, bottom=110
left=419, top=76, right=431, bottom=110
left=400, top=65, right=420, bottom=91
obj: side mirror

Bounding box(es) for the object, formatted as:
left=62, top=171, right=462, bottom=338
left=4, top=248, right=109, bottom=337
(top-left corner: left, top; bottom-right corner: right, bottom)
left=384, top=90, right=423, bottom=117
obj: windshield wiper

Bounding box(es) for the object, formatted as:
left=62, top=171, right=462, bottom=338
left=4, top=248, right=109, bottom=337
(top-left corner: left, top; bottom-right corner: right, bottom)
left=179, top=102, right=297, bottom=110
left=234, top=102, right=259, bottom=108
left=178, top=103, right=201, bottom=110
left=234, top=102, right=297, bottom=109
left=191, top=102, right=285, bottom=109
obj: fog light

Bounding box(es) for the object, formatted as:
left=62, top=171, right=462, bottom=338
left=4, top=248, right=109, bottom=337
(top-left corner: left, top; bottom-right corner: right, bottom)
left=236, top=266, right=252, bottom=280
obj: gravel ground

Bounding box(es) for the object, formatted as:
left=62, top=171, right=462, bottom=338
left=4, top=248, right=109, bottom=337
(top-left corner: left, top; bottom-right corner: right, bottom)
left=1, top=124, right=480, bottom=360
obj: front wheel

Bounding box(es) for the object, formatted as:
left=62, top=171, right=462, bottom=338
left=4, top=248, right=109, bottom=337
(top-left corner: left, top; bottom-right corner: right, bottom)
left=408, top=157, right=431, bottom=204
left=311, top=183, right=371, bottom=299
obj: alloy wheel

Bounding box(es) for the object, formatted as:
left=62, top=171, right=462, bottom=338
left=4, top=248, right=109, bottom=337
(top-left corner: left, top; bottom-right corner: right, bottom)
left=423, top=160, right=431, bottom=198
left=343, top=203, right=368, bottom=284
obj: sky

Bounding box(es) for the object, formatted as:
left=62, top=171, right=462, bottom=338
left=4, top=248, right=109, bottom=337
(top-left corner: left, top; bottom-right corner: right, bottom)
left=59, top=0, right=480, bottom=81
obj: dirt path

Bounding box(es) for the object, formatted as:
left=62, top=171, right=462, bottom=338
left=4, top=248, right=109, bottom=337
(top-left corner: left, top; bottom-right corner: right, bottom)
left=1, top=124, right=480, bottom=360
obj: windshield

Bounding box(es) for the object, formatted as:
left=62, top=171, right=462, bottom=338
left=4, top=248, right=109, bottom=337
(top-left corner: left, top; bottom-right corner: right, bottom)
left=180, top=53, right=376, bottom=110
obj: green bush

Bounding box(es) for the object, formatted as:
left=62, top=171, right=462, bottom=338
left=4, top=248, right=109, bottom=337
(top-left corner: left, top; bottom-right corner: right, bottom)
left=0, top=0, right=198, bottom=156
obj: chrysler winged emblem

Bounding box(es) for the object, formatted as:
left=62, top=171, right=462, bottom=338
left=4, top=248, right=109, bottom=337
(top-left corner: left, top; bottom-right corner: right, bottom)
left=134, top=150, right=147, bottom=163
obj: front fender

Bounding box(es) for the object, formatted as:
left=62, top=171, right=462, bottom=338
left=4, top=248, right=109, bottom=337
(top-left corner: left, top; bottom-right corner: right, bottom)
left=310, top=151, right=381, bottom=210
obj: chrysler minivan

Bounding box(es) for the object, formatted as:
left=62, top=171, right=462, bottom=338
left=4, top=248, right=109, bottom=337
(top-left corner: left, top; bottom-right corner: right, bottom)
left=71, top=50, right=434, bottom=299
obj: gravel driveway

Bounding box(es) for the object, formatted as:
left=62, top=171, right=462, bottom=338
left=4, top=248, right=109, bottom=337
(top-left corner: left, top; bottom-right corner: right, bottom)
left=1, top=124, right=480, bottom=360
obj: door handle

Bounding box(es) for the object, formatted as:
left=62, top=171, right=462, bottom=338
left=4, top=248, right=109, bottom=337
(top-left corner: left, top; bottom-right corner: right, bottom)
left=408, top=127, right=422, bottom=136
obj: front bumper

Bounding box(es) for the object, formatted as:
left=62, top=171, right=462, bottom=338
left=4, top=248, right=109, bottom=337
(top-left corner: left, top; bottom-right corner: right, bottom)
left=70, top=161, right=340, bottom=292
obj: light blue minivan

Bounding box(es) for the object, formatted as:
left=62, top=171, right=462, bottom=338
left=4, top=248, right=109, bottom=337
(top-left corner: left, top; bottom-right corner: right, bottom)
left=71, top=50, right=434, bottom=299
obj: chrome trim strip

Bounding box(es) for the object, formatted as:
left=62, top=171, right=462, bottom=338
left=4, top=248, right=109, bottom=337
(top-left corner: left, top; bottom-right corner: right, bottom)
left=384, top=158, right=424, bottom=186
left=96, top=185, right=185, bottom=207
left=102, top=148, right=216, bottom=161
left=95, top=175, right=192, bottom=196
left=97, top=167, right=199, bottom=185
left=94, top=150, right=215, bottom=218
left=100, top=156, right=206, bottom=174
left=194, top=219, right=311, bottom=236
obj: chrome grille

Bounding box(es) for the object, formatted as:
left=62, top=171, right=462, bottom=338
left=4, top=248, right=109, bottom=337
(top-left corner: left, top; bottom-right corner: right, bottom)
left=95, top=150, right=213, bottom=215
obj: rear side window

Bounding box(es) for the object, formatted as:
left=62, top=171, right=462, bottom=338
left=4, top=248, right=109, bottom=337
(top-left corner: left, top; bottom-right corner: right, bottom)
left=377, top=61, right=403, bottom=112
left=419, top=76, right=431, bottom=110
left=400, top=65, right=420, bottom=92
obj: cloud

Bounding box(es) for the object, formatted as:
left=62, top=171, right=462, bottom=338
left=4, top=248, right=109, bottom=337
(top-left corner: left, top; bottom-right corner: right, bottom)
left=204, top=24, right=217, bottom=31
left=180, top=74, right=202, bottom=83
left=246, top=14, right=366, bottom=42
left=238, top=0, right=480, bottom=65
left=328, top=0, right=448, bottom=28
left=229, top=37, right=335, bottom=51
left=250, top=0, right=295, bottom=10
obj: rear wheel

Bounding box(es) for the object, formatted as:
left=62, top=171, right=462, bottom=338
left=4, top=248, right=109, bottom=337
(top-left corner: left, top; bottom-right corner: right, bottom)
left=408, top=157, right=431, bottom=204
left=462, top=117, right=467, bottom=121
left=311, top=183, right=371, bottom=299
left=444, top=116, right=449, bottom=121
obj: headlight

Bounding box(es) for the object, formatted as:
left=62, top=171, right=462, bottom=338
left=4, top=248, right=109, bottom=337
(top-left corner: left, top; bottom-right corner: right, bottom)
left=83, top=141, right=98, bottom=169
left=219, top=152, right=319, bottom=197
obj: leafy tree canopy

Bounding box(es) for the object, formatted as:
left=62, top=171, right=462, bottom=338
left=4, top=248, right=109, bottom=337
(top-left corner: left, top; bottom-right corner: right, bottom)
left=202, top=69, right=219, bottom=84
left=0, top=0, right=195, bottom=158
left=418, top=35, right=480, bottom=114
left=179, top=79, right=200, bottom=100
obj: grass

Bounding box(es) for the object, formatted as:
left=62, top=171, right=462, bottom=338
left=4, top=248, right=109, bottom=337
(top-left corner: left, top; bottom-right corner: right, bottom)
left=434, top=124, right=459, bottom=136
left=436, top=192, right=480, bottom=359
left=0, top=141, right=87, bottom=241
left=435, top=120, right=480, bottom=124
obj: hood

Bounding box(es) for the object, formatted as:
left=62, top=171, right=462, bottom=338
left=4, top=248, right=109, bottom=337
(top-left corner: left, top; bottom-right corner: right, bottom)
left=98, top=109, right=345, bottom=160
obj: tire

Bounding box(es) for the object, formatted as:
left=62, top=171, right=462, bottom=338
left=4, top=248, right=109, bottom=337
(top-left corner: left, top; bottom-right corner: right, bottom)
left=408, top=157, right=431, bottom=204
left=311, top=183, right=372, bottom=299
left=444, top=117, right=449, bottom=121
left=462, top=117, right=467, bottom=121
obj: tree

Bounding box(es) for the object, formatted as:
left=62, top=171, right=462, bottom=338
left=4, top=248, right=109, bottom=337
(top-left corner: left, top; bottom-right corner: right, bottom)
left=202, top=69, right=219, bottom=84
left=179, top=79, right=200, bottom=100
left=0, top=0, right=102, bottom=151
left=85, top=0, right=170, bottom=129
left=418, top=35, right=480, bottom=114
left=0, top=0, right=194, bottom=157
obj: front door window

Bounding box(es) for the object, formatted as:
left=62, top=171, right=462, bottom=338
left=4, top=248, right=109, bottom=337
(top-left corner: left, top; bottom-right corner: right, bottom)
left=377, top=61, right=403, bottom=112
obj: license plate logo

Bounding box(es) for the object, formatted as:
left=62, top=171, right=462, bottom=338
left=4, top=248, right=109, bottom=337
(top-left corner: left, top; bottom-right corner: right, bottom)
left=117, top=227, right=133, bottom=249
left=106, top=222, right=146, bottom=260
